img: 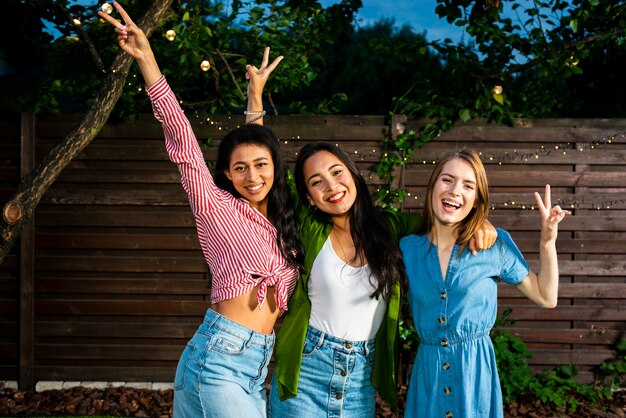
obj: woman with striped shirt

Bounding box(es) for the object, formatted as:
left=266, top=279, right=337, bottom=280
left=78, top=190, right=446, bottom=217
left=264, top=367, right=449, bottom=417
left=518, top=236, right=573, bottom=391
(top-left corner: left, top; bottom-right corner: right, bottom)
left=99, top=3, right=303, bottom=417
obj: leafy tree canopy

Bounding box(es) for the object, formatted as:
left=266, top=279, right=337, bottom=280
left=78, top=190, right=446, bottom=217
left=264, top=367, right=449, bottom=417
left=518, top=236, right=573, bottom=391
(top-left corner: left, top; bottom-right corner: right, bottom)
left=1, top=0, right=625, bottom=120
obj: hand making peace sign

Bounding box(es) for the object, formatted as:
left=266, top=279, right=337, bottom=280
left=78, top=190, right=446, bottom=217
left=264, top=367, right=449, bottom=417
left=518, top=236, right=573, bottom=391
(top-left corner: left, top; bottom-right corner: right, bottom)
left=534, top=184, right=571, bottom=243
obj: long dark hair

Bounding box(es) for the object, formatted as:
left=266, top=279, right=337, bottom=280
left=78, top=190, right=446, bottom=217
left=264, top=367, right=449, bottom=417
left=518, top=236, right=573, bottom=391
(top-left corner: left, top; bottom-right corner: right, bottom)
left=419, top=149, right=490, bottom=254
left=214, top=124, right=303, bottom=271
left=295, top=141, right=405, bottom=300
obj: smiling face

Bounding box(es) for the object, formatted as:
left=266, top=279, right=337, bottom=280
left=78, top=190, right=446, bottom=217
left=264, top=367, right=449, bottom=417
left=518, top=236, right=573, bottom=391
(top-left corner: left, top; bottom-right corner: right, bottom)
left=302, top=150, right=357, bottom=220
left=224, top=144, right=274, bottom=213
left=431, top=157, right=477, bottom=228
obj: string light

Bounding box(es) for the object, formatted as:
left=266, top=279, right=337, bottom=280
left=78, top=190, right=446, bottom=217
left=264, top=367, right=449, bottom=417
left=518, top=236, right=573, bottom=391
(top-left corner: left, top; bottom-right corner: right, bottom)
left=180, top=106, right=624, bottom=210
left=165, top=30, right=176, bottom=41
left=200, top=60, right=211, bottom=71
left=101, top=3, right=113, bottom=14
left=493, top=85, right=503, bottom=95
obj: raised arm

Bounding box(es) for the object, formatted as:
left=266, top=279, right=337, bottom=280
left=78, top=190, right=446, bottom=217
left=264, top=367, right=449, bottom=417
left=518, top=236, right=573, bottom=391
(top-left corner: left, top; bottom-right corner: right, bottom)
left=98, top=2, right=162, bottom=87
left=99, top=2, right=221, bottom=216
left=516, top=184, right=571, bottom=308
left=244, top=47, right=283, bottom=125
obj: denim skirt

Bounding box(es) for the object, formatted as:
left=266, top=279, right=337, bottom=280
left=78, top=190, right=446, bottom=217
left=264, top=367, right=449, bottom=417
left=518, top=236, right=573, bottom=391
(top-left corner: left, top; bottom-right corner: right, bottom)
left=173, top=308, right=275, bottom=418
left=268, top=325, right=376, bottom=418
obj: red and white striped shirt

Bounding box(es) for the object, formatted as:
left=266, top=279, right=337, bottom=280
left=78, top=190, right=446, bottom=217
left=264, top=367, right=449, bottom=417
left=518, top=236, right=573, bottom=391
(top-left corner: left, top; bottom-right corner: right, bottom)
left=147, top=76, right=298, bottom=312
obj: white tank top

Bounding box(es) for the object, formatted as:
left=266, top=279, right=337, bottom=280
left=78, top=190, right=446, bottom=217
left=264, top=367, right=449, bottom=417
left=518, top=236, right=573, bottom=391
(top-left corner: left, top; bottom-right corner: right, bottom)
left=308, top=236, right=387, bottom=341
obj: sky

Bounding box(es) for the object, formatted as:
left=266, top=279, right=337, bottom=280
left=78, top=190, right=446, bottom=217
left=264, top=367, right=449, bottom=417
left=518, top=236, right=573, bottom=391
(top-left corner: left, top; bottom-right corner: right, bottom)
left=47, top=1, right=460, bottom=42
left=47, top=0, right=465, bottom=43
left=320, top=0, right=467, bottom=43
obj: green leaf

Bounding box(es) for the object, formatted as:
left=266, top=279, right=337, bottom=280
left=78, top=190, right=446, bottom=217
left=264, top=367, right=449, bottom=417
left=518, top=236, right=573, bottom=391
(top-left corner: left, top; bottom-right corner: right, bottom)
left=459, top=108, right=471, bottom=122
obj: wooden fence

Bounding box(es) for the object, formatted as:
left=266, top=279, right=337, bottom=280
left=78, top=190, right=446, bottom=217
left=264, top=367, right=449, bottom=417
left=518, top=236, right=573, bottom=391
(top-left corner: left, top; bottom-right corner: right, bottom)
left=0, top=113, right=624, bottom=390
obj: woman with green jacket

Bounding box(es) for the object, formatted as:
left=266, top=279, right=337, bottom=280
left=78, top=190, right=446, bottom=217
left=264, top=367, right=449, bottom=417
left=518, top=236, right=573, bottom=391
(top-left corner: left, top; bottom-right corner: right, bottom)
left=268, top=142, right=495, bottom=417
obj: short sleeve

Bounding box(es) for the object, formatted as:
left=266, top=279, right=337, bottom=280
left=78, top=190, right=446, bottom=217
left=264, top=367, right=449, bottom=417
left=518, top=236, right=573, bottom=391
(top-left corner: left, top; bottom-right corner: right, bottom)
left=497, top=229, right=529, bottom=285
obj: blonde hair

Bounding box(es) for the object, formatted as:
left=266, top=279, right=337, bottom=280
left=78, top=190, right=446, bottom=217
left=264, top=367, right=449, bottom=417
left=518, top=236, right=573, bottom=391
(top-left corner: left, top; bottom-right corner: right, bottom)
left=419, top=149, right=490, bottom=254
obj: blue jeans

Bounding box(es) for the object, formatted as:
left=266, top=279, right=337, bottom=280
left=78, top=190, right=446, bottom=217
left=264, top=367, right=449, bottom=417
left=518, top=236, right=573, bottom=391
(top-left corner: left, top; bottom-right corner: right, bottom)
left=268, top=325, right=376, bottom=418
left=173, top=309, right=275, bottom=418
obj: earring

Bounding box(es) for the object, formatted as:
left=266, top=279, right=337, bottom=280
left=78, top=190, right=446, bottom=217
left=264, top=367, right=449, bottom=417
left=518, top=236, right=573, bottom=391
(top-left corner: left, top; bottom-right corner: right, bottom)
left=308, top=204, right=317, bottom=213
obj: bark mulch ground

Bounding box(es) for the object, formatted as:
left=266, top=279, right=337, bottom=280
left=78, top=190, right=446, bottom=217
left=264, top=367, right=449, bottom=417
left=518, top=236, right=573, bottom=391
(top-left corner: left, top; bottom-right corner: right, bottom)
left=0, top=385, right=624, bottom=417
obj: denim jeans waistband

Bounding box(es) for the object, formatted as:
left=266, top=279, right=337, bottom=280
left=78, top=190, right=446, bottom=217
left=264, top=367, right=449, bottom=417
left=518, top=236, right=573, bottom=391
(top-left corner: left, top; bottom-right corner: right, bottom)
left=202, top=308, right=275, bottom=347
left=306, top=325, right=375, bottom=356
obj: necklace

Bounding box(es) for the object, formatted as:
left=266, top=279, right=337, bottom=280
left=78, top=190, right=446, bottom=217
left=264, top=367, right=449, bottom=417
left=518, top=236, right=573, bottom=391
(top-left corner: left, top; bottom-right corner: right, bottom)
left=331, top=227, right=361, bottom=267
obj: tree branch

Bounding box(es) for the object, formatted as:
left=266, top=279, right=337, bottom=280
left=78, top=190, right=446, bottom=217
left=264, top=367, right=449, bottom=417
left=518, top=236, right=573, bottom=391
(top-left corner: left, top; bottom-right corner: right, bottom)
left=471, top=27, right=625, bottom=80
left=0, top=0, right=175, bottom=263
left=215, top=48, right=245, bottom=101
left=58, top=2, right=106, bottom=74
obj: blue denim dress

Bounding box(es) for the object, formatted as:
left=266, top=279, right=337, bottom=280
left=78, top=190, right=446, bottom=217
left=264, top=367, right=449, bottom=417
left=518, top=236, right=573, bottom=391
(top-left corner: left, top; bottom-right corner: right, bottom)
left=400, top=229, right=529, bottom=418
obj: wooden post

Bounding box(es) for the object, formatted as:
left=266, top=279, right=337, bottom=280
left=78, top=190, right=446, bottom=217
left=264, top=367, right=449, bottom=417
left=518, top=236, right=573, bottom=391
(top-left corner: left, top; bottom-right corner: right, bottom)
left=19, top=113, right=35, bottom=390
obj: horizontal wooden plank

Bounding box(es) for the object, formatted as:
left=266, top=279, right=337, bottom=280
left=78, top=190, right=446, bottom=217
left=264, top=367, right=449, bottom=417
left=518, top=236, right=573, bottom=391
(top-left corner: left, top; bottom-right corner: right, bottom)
left=37, top=113, right=387, bottom=133
left=557, top=260, right=626, bottom=276
left=511, top=238, right=626, bottom=254
left=36, top=278, right=209, bottom=295
left=502, top=258, right=626, bottom=277
left=0, top=146, right=19, bottom=159
left=0, top=300, right=17, bottom=314
left=526, top=349, right=615, bottom=366
left=506, top=327, right=621, bottom=345
left=501, top=305, right=626, bottom=321
left=0, top=366, right=17, bottom=381
left=499, top=283, right=626, bottom=299
left=42, top=186, right=189, bottom=206
left=36, top=231, right=201, bottom=250
left=490, top=213, right=626, bottom=232
left=35, top=365, right=175, bottom=382
left=38, top=321, right=197, bottom=338
left=0, top=342, right=16, bottom=358
left=37, top=207, right=196, bottom=227
left=417, top=123, right=626, bottom=143
left=36, top=300, right=211, bottom=316
left=35, top=312, right=205, bottom=323
left=36, top=344, right=183, bottom=361
left=407, top=146, right=626, bottom=165
left=56, top=168, right=182, bottom=184
left=37, top=254, right=207, bottom=273
left=0, top=322, right=17, bottom=337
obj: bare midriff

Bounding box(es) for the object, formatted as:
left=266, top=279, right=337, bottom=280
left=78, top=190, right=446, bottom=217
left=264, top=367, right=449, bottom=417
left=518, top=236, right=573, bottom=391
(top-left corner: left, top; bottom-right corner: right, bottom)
left=211, top=285, right=279, bottom=335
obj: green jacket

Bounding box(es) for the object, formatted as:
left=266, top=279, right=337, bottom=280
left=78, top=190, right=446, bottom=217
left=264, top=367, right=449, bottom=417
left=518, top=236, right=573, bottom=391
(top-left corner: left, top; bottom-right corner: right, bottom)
left=273, top=207, right=422, bottom=410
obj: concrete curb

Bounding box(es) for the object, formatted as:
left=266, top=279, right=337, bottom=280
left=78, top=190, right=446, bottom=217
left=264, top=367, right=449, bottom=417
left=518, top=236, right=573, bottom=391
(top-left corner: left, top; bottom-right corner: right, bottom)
left=0, top=381, right=174, bottom=392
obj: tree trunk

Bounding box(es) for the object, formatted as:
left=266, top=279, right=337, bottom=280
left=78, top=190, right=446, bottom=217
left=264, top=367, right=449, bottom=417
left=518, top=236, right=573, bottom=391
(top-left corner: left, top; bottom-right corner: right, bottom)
left=0, top=0, right=174, bottom=263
